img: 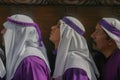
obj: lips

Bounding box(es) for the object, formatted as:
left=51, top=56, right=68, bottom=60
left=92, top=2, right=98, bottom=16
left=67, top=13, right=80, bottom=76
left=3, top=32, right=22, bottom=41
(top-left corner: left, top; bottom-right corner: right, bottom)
left=50, top=31, right=55, bottom=36
left=50, top=32, right=53, bottom=36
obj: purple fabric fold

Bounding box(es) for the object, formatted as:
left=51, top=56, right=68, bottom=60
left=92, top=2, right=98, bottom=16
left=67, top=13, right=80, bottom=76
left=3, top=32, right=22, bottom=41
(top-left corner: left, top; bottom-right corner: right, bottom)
left=62, top=17, right=85, bottom=35
left=99, top=19, right=120, bottom=37
left=7, top=17, right=42, bottom=46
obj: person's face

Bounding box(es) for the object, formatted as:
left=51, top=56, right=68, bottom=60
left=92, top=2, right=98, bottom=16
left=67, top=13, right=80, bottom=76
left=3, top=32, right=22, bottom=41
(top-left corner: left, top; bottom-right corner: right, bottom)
left=49, top=22, right=60, bottom=44
left=91, top=24, right=110, bottom=52
left=1, top=28, right=6, bottom=47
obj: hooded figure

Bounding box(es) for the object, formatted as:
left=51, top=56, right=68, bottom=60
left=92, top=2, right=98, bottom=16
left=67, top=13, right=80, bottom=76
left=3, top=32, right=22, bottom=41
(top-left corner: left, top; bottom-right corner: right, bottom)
left=1, top=14, right=50, bottom=80
left=91, top=18, right=120, bottom=80
left=50, top=16, right=99, bottom=80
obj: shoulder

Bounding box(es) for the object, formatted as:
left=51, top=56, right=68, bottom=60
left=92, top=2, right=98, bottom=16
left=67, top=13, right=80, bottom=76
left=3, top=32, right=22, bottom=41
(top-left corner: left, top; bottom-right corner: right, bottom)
left=14, top=56, right=50, bottom=80
left=23, top=56, right=44, bottom=62
left=21, top=56, right=47, bottom=69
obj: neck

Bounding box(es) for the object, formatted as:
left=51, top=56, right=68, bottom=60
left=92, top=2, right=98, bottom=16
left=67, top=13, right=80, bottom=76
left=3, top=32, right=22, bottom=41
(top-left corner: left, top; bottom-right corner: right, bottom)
left=102, top=46, right=118, bottom=58
left=54, top=41, right=59, bottom=49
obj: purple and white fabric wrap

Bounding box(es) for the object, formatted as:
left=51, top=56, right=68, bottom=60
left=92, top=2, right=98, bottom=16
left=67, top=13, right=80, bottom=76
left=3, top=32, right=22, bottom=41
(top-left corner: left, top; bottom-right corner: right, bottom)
left=99, top=18, right=120, bottom=49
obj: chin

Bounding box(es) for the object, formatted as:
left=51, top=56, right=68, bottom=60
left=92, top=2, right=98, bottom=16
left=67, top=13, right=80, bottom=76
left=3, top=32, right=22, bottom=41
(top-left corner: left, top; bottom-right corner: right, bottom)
left=92, top=44, right=98, bottom=50
left=49, top=36, right=52, bottom=41
left=49, top=37, right=54, bottom=43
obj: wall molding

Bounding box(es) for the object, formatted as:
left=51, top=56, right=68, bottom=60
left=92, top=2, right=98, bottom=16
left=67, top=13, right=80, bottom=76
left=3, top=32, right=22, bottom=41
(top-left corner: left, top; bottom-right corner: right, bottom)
left=0, top=0, right=120, bottom=6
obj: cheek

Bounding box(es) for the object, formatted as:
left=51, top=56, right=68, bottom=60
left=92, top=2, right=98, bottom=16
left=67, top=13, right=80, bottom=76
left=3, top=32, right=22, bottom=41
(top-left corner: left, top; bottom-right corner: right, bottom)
left=95, top=37, right=108, bottom=49
left=49, top=29, right=60, bottom=42
left=53, top=30, right=60, bottom=40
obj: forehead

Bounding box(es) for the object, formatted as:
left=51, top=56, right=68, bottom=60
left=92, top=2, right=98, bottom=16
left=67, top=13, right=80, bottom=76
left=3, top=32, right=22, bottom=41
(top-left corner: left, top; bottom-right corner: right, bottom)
left=57, top=21, right=60, bottom=25
left=96, top=24, right=104, bottom=31
left=95, top=24, right=109, bottom=37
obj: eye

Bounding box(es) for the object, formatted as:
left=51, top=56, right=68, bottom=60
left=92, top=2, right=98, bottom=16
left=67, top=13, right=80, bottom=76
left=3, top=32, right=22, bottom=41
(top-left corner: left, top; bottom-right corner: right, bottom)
left=95, top=30, right=99, bottom=34
left=94, top=29, right=105, bottom=35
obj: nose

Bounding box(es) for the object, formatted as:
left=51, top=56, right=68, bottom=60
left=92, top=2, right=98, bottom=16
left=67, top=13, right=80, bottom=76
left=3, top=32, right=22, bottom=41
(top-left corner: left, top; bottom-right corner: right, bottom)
left=1, top=28, right=6, bottom=35
left=91, top=31, right=95, bottom=39
left=51, top=25, right=57, bottom=30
